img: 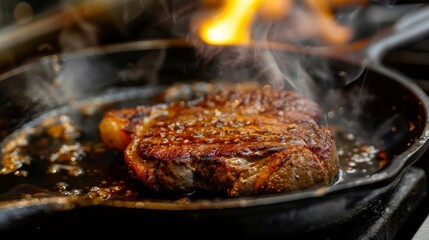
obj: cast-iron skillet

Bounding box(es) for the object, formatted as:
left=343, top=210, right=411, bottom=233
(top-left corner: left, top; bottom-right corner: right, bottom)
left=0, top=8, right=429, bottom=238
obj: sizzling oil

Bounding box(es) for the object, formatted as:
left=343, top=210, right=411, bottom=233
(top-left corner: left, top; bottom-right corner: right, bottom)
left=0, top=86, right=388, bottom=202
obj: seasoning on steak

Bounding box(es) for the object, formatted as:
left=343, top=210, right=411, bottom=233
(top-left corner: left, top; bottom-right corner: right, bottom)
left=99, top=87, right=339, bottom=197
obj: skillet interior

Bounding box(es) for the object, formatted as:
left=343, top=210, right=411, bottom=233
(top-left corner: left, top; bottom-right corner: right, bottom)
left=0, top=40, right=428, bottom=236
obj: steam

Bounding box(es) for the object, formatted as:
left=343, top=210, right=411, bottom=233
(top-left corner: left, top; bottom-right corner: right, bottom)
left=5, top=0, right=413, bottom=110
left=173, top=1, right=372, bottom=101
left=162, top=0, right=416, bottom=91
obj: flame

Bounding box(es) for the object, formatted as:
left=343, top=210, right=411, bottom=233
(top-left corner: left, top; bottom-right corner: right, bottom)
left=198, top=0, right=367, bottom=46
left=305, top=0, right=367, bottom=44
left=199, top=0, right=262, bottom=45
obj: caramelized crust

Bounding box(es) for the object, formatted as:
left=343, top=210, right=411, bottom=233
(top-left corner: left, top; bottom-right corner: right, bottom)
left=99, top=88, right=339, bottom=196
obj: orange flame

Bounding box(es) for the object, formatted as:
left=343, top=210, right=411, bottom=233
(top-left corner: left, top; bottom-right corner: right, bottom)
left=199, top=0, right=262, bottom=45
left=198, top=0, right=367, bottom=46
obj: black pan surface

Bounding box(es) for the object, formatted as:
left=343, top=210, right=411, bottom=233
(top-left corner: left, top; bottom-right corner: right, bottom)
left=0, top=39, right=428, bottom=237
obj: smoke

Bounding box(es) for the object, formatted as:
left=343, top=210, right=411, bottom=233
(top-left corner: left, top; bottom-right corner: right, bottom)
left=162, top=1, right=421, bottom=101
left=167, top=1, right=372, bottom=101
left=4, top=0, right=413, bottom=107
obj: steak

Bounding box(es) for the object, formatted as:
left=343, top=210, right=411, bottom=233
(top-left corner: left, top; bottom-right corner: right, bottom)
left=99, top=87, right=339, bottom=197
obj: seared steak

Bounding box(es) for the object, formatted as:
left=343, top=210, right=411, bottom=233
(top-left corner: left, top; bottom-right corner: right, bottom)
left=99, top=87, right=339, bottom=197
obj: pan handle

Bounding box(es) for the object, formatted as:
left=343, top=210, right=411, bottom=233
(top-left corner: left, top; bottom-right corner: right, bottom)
left=366, top=4, right=429, bottom=66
